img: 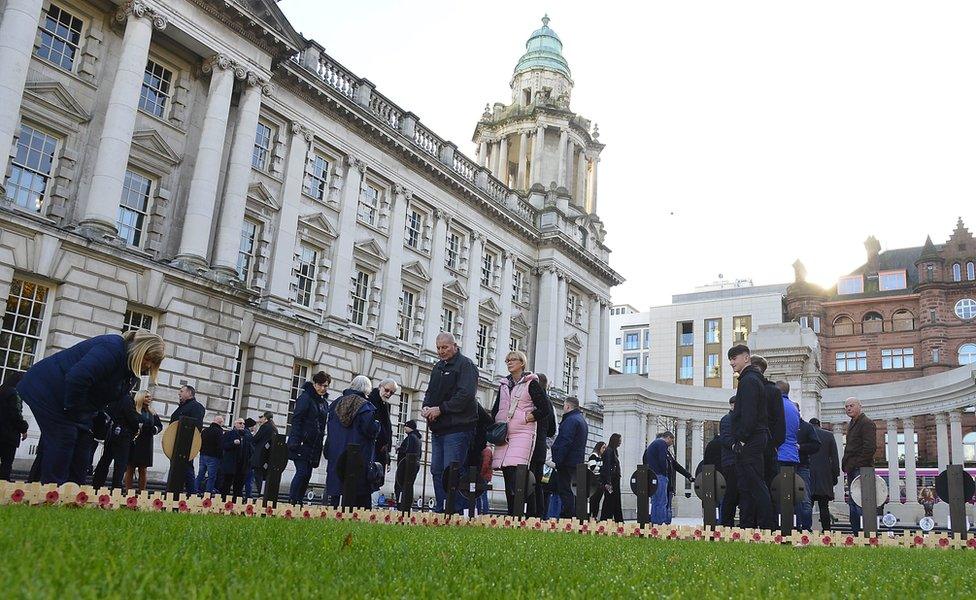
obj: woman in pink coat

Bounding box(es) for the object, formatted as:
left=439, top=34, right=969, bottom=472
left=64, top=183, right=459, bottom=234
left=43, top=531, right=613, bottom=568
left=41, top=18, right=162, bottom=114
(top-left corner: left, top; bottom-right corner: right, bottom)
left=491, top=350, right=549, bottom=515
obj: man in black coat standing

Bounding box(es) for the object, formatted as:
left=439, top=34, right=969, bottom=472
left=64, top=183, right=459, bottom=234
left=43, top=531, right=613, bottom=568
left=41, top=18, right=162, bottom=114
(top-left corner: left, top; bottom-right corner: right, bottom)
left=195, top=416, right=224, bottom=494
left=394, top=419, right=422, bottom=505
left=171, top=384, right=206, bottom=493
left=0, top=373, right=29, bottom=481
left=250, top=412, right=277, bottom=497
left=719, top=396, right=739, bottom=526
left=729, top=345, right=774, bottom=530
left=551, top=397, right=589, bottom=518
left=220, top=417, right=253, bottom=498
left=808, top=418, right=840, bottom=531
left=750, top=355, right=785, bottom=487
left=368, top=378, right=399, bottom=469
left=288, top=371, right=330, bottom=504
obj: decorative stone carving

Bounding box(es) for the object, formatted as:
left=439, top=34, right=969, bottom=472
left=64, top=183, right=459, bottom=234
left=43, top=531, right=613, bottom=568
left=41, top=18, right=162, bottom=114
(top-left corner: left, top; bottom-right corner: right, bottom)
left=115, top=0, right=168, bottom=29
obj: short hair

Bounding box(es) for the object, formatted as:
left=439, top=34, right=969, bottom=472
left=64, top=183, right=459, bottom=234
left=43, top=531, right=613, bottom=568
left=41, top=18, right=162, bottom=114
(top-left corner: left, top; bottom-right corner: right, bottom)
left=750, top=355, right=768, bottom=373
left=728, top=395, right=736, bottom=405
left=378, top=377, right=399, bottom=393
left=213, top=415, right=224, bottom=426
left=312, top=371, right=330, bottom=385
left=658, top=431, right=674, bottom=439
left=349, top=375, right=371, bottom=394
left=775, top=380, right=790, bottom=395
left=262, top=411, right=273, bottom=421
left=809, top=418, right=821, bottom=426
left=727, top=344, right=750, bottom=360
left=563, top=397, right=580, bottom=411
left=536, top=373, right=548, bottom=389
left=181, top=384, right=196, bottom=396
left=435, top=332, right=457, bottom=345
left=504, top=350, right=528, bottom=368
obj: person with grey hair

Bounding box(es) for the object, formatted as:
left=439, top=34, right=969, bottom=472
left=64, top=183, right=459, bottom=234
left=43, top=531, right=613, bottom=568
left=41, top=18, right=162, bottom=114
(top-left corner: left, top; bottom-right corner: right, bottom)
left=368, top=377, right=400, bottom=468
left=325, top=375, right=380, bottom=508
left=550, top=397, right=589, bottom=518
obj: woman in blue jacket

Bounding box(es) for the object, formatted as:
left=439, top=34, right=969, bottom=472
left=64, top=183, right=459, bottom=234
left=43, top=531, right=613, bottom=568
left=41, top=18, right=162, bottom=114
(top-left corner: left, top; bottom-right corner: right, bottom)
left=325, top=375, right=380, bottom=509
left=17, top=330, right=165, bottom=485
left=287, top=371, right=330, bottom=504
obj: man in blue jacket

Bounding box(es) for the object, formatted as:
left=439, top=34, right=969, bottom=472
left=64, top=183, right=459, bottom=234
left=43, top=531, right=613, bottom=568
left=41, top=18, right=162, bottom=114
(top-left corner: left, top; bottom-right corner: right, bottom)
left=729, top=344, right=774, bottom=529
left=171, top=384, right=206, bottom=494
left=550, top=397, right=588, bottom=518
left=643, top=431, right=689, bottom=524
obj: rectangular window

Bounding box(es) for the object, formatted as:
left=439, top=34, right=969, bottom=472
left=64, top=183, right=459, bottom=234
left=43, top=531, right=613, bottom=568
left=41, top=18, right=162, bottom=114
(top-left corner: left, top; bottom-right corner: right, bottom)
left=226, top=345, right=246, bottom=422
left=879, top=270, right=907, bottom=292
left=352, top=270, right=370, bottom=326
left=835, top=350, right=868, bottom=372
left=295, top=244, right=317, bottom=308
left=405, top=209, right=423, bottom=249
left=304, top=154, right=331, bottom=201
left=512, top=269, right=524, bottom=303
left=0, top=279, right=51, bottom=385
left=623, top=356, right=639, bottom=374
left=287, top=362, right=311, bottom=435
left=679, top=355, right=693, bottom=381
left=837, top=275, right=864, bottom=295
left=881, top=347, right=914, bottom=370
left=624, top=332, right=640, bottom=350
left=446, top=232, right=461, bottom=270
left=122, top=309, right=154, bottom=332
left=441, top=307, right=455, bottom=335
left=566, top=293, right=579, bottom=324
left=732, top=315, right=752, bottom=344
left=481, top=252, right=495, bottom=287
left=679, top=321, right=693, bottom=346
left=5, top=124, right=59, bottom=212
left=398, top=289, right=415, bottom=341
left=564, top=353, right=578, bottom=394
left=705, top=318, right=721, bottom=344
left=117, top=170, right=153, bottom=248
left=644, top=329, right=650, bottom=348
left=705, top=353, right=720, bottom=379
left=476, top=322, right=489, bottom=369
left=252, top=122, right=273, bottom=170
left=35, top=4, right=83, bottom=72
left=615, top=337, right=621, bottom=346
left=139, top=60, right=173, bottom=118
left=358, top=184, right=380, bottom=226
left=510, top=335, right=521, bottom=352
left=237, top=219, right=259, bottom=284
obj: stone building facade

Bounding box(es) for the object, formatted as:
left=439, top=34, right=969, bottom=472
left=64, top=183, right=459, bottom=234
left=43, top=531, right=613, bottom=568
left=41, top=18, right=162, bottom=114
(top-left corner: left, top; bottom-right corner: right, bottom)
left=0, top=1, right=619, bottom=498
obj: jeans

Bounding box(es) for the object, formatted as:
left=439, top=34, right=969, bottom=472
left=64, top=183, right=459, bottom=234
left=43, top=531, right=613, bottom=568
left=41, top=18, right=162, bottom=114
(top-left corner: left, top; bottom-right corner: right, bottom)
left=847, top=471, right=863, bottom=535
left=430, top=430, right=473, bottom=513
left=796, top=465, right=813, bottom=531
left=28, top=401, right=94, bottom=485
left=183, top=463, right=196, bottom=495
left=196, top=454, right=219, bottom=493
left=735, top=431, right=774, bottom=529
left=289, top=459, right=313, bottom=504
left=547, top=493, right=562, bottom=519
left=651, top=473, right=672, bottom=524
left=554, top=466, right=577, bottom=518
left=244, top=469, right=254, bottom=498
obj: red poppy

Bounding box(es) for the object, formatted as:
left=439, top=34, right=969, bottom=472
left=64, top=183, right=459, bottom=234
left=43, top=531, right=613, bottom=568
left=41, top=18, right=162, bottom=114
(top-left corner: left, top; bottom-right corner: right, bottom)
left=75, top=491, right=89, bottom=505
left=11, top=489, right=24, bottom=503
left=336, top=512, right=344, bottom=520
left=409, top=515, right=416, bottom=524
left=266, top=506, right=275, bottom=516
left=352, top=512, right=360, bottom=521
left=732, top=532, right=741, bottom=540
left=283, top=509, right=293, bottom=519
left=384, top=514, right=392, bottom=523
left=844, top=536, right=854, bottom=546
left=45, top=490, right=59, bottom=504
left=774, top=535, right=783, bottom=543
left=914, top=535, right=924, bottom=546
left=939, top=538, right=949, bottom=547
left=616, top=526, right=625, bottom=535
left=202, top=498, right=213, bottom=509
left=967, top=538, right=976, bottom=548
left=244, top=505, right=254, bottom=516
left=153, top=498, right=165, bottom=510
left=126, top=495, right=139, bottom=508
left=549, top=521, right=557, bottom=530
left=98, top=494, right=111, bottom=508
left=519, top=520, right=527, bottom=528
left=800, top=535, right=810, bottom=545
left=224, top=501, right=235, bottom=512
left=490, top=518, right=498, bottom=526
left=752, top=532, right=761, bottom=542
left=534, top=521, right=542, bottom=530
left=712, top=531, right=722, bottom=540
left=597, top=526, right=605, bottom=534
left=869, top=537, right=879, bottom=546
left=178, top=500, right=189, bottom=512
left=369, top=513, right=377, bottom=522
left=564, top=523, right=572, bottom=532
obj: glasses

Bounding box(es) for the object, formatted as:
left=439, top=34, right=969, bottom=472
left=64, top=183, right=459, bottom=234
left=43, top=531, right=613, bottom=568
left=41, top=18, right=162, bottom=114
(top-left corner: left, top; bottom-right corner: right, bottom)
left=505, top=358, right=522, bottom=363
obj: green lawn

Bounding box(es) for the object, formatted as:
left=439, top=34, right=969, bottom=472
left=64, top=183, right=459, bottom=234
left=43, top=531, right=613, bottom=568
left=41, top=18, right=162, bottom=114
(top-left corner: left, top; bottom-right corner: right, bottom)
left=0, top=505, right=972, bottom=599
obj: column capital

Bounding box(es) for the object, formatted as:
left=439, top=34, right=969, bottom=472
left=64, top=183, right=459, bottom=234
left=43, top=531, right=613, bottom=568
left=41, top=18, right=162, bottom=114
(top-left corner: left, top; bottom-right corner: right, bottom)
left=115, top=0, right=167, bottom=29
left=885, top=419, right=898, bottom=430
left=901, top=416, right=916, bottom=430
left=289, top=120, right=312, bottom=142
left=949, top=411, right=963, bottom=424
left=935, top=412, right=948, bottom=426
left=432, top=207, right=452, bottom=224
left=392, top=183, right=409, bottom=198
left=346, top=154, right=367, bottom=173
left=470, top=230, right=484, bottom=242
left=691, top=419, right=704, bottom=430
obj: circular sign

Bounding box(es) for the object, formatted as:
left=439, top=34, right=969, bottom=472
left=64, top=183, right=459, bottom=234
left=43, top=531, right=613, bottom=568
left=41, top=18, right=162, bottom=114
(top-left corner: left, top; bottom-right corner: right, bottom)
left=769, top=472, right=807, bottom=505
left=427, top=498, right=436, bottom=509
left=919, top=516, right=936, bottom=532
left=881, top=512, right=897, bottom=528
left=306, top=490, right=316, bottom=501
left=934, top=469, right=976, bottom=502
left=456, top=468, right=490, bottom=500
left=849, top=475, right=889, bottom=509
left=571, top=469, right=599, bottom=498
left=629, top=469, right=659, bottom=497
left=161, top=421, right=202, bottom=460
left=693, top=470, right=727, bottom=503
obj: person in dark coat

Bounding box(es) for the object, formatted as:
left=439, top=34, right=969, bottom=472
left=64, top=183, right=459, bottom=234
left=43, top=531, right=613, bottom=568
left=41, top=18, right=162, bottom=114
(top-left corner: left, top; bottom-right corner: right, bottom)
left=324, top=375, right=380, bottom=509
left=701, top=433, right=722, bottom=472
left=719, top=396, right=739, bottom=526
left=527, top=373, right=555, bottom=518
left=0, top=373, right=29, bottom=481
left=599, top=432, right=623, bottom=522
left=219, top=418, right=253, bottom=497
left=587, top=441, right=605, bottom=519
left=750, top=355, right=785, bottom=488
left=795, top=414, right=822, bottom=531
left=367, top=378, right=399, bottom=468
left=470, top=404, right=495, bottom=515
left=250, top=412, right=277, bottom=497
left=171, top=384, right=206, bottom=494
left=92, top=391, right=151, bottom=490
left=551, top=397, right=589, bottom=519
left=195, top=416, right=224, bottom=494
left=16, top=330, right=165, bottom=485
left=841, top=398, right=877, bottom=535
left=288, top=371, right=330, bottom=504
left=808, top=418, right=840, bottom=530
left=729, top=345, right=774, bottom=529
left=243, top=417, right=257, bottom=497
left=124, top=391, right=162, bottom=492
left=394, top=420, right=422, bottom=505
left=644, top=431, right=693, bottom=524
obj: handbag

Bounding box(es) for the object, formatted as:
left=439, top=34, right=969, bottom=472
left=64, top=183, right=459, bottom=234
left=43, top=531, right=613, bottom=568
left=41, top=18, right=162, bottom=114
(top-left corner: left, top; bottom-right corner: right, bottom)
left=486, top=382, right=521, bottom=446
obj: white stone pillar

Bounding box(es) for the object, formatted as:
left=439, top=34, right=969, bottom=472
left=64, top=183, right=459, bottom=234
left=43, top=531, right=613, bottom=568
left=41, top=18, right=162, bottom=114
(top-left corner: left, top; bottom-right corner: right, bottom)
left=494, top=251, right=515, bottom=375
left=530, top=125, right=545, bottom=185
left=212, top=76, right=265, bottom=275
left=691, top=420, right=704, bottom=478
left=886, top=419, right=899, bottom=504
left=377, top=186, right=410, bottom=341
left=598, top=301, right=610, bottom=387
left=0, top=0, right=45, bottom=193
left=574, top=146, right=586, bottom=206
left=266, top=121, right=312, bottom=302
left=675, top=420, right=688, bottom=487
left=533, top=267, right=558, bottom=381
left=903, top=417, right=917, bottom=504
left=496, top=136, right=509, bottom=184
left=424, top=210, right=449, bottom=349
left=647, top=414, right=659, bottom=444
left=516, top=132, right=528, bottom=190
left=461, top=232, right=484, bottom=356
left=477, top=140, right=487, bottom=167
left=832, top=423, right=846, bottom=500
left=588, top=156, right=600, bottom=214
left=556, top=129, right=569, bottom=187
left=81, top=3, right=166, bottom=234
left=949, top=411, right=964, bottom=465
left=554, top=273, right=568, bottom=390
left=935, top=413, right=950, bottom=470
left=326, top=156, right=366, bottom=322
left=584, top=295, right=601, bottom=403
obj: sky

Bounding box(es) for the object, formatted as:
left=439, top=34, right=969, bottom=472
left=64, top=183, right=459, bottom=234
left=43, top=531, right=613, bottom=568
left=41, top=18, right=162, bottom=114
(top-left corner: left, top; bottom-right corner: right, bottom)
left=279, top=0, right=975, bottom=307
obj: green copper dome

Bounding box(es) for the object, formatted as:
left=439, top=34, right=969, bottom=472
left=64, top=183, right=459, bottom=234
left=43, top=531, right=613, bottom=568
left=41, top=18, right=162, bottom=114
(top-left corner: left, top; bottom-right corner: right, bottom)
left=514, top=15, right=571, bottom=78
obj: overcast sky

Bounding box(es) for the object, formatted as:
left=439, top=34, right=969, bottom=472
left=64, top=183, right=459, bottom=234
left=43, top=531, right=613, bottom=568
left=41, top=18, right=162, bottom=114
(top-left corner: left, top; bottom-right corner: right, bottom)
left=279, top=0, right=975, bottom=307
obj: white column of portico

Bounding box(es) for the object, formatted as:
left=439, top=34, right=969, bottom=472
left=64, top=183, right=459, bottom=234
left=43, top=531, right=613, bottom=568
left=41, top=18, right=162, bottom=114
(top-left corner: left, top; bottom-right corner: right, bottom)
left=675, top=420, right=687, bottom=475
left=460, top=232, right=484, bottom=355
left=533, top=267, right=558, bottom=382
left=211, top=76, right=265, bottom=275
left=326, top=156, right=366, bottom=322
left=530, top=125, right=544, bottom=185
left=175, top=55, right=238, bottom=265
left=903, top=417, right=917, bottom=503
left=587, top=156, right=600, bottom=214
left=886, top=419, right=899, bottom=504
left=477, top=141, right=487, bottom=167
left=266, top=121, right=312, bottom=302
left=647, top=414, right=659, bottom=446
left=691, top=420, right=704, bottom=478
left=598, top=301, right=610, bottom=387
left=554, top=273, right=568, bottom=390
left=377, top=186, right=410, bottom=340
left=424, top=210, right=449, bottom=349
left=556, top=129, right=569, bottom=188
left=0, top=0, right=45, bottom=193
left=831, top=424, right=845, bottom=500
left=584, top=295, right=601, bottom=404
left=81, top=3, right=166, bottom=234
left=574, top=146, right=586, bottom=206
left=950, top=411, right=965, bottom=465
left=935, top=413, right=950, bottom=470
left=496, top=137, right=509, bottom=184
left=494, top=252, right=515, bottom=375
left=516, top=132, right=528, bottom=190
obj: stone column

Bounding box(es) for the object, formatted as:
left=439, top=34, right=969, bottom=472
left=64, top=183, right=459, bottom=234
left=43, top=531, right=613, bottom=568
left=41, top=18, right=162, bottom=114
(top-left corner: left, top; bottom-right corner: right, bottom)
left=554, top=272, right=568, bottom=390
left=423, top=210, right=449, bottom=349
left=675, top=420, right=688, bottom=483
left=886, top=419, right=899, bottom=504
left=266, top=121, right=313, bottom=302
left=533, top=267, right=558, bottom=381
left=496, top=136, right=509, bottom=184
left=477, top=141, right=487, bottom=167
left=588, top=156, right=600, bottom=213
left=212, top=75, right=265, bottom=276
left=81, top=3, right=167, bottom=235
left=903, top=417, right=917, bottom=504
left=530, top=125, right=544, bottom=185
left=0, top=0, right=45, bottom=195
left=831, top=423, right=846, bottom=500
left=461, top=232, right=484, bottom=356
left=647, top=415, right=659, bottom=442
left=326, top=156, right=366, bottom=323
left=691, top=420, right=704, bottom=481
left=377, top=186, right=410, bottom=341
left=574, top=146, right=586, bottom=207
left=584, top=295, right=601, bottom=403
left=494, top=251, right=515, bottom=375
left=935, top=413, right=950, bottom=470
left=598, top=301, right=610, bottom=387
left=949, top=411, right=964, bottom=465
left=516, top=132, right=528, bottom=190
left=556, top=129, right=569, bottom=188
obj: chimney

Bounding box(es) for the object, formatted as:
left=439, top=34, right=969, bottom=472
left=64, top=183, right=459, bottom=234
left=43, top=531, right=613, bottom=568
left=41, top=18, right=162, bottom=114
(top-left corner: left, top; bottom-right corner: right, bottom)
left=864, top=236, right=881, bottom=273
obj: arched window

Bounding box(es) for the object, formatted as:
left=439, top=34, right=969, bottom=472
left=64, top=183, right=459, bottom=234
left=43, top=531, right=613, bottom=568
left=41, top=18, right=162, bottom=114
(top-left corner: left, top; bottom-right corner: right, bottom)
left=952, top=263, right=962, bottom=282
left=892, top=309, right=915, bottom=331
left=965, top=431, right=976, bottom=464
left=862, top=311, right=884, bottom=333
left=960, top=343, right=976, bottom=366
left=833, top=315, right=854, bottom=336
left=968, top=262, right=975, bottom=281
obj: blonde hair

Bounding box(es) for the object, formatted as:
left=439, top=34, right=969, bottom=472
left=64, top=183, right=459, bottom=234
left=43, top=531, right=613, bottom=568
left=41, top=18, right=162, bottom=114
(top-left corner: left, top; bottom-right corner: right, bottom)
left=123, top=329, right=165, bottom=385
left=134, top=390, right=150, bottom=413
left=505, top=350, right=528, bottom=368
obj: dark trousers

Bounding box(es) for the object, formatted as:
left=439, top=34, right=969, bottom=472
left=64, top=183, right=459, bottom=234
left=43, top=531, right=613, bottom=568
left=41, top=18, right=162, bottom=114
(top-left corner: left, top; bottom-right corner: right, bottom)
left=30, top=403, right=94, bottom=485
left=289, top=459, right=313, bottom=504
left=814, top=496, right=832, bottom=530
left=0, top=443, right=16, bottom=481
left=763, top=444, right=778, bottom=487
left=92, top=434, right=133, bottom=489
left=220, top=471, right=246, bottom=498
left=527, top=461, right=546, bottom=518
left=252, top=465, right=266, bottom=497
left=554, top=465, right=576, bottom=518
left=720, top=464, right=739, bottom=526
left=847, top=471, right=863, bottom=535
left=503, top=465, right=534, bottom=516
left=600, top=478, right=624, bottom=522
left=589, top=487, right=604, bottom=520
left=735, top=431, right=774, bottom=529
left=328, top=493, right=371, bottom=510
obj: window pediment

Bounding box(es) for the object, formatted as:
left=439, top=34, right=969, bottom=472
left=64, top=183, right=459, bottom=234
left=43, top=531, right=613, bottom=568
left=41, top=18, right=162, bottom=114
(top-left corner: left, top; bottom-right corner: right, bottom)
left=479, top=297, right=501, bottom=317
left=443, top=279, right=467, bottom=301
left=402, top=260, right=431, bottom=285
left=248, top=182, right=280, bottom=212
left=297, top=212, right=338, bottom=243
left=23, top=80, right=91, bottom=129
left=129, top=129, right=182, bottom=173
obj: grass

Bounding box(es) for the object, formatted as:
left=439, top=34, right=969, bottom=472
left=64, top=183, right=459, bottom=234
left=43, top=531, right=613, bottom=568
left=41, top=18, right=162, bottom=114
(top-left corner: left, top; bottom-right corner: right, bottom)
left=0, top=505, right=973, bottom=599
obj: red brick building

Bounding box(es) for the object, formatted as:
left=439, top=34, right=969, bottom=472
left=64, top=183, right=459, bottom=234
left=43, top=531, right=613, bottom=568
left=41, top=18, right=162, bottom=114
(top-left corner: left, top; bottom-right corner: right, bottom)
left=786, top=219, right=976, bottom=466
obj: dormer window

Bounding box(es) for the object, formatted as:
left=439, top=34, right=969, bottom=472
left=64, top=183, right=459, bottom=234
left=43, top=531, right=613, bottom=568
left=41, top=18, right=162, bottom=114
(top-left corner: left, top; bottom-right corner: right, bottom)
left=837, top=275, right=863, bottom=295
left=878, top=269, right=906, bottom=291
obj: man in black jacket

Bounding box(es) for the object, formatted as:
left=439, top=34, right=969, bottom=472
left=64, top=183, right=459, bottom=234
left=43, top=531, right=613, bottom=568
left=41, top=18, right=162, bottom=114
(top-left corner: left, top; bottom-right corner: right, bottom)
left=195, top=416, right=224, bottom=494
left=719, top=396, right=739, bottom=526
left=551, top=397, right=589, bottom=518
left=368, top=378, right=399, bottom=468
left=0, top=373, right=29, bottom=481
left=171, top=384, right=206, bottom=493
left=422, top=333, right=478, bottom=512
left=92, top=393, right=150, bottom=490
left=729, top=344, right=774, bottom=529
left=250, top=412, right=277, bottom=497
left=750, top=355, right=785, bottom=487
left=394, top=420, right=422, bottom=505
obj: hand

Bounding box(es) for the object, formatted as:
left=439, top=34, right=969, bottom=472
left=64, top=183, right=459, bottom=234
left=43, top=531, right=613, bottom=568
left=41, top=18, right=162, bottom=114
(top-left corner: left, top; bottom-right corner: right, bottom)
left=426, top=407, right=442, bottom=422
left=421, top=407, right=431, bottom=419
left=525, top=412, right=536, bottom=423
left=21, top=432, right=27, bottom=441
left=234, top=439, right=241, bottom=445
left=604, top=484, right=612, bottom=493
